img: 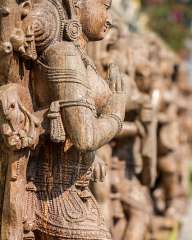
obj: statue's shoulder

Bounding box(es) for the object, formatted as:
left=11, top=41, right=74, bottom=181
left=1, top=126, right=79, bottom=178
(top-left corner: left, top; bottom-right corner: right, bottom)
left=43, top=41, right=84, bottom=71
left=45, top=41, right=78, bottom=56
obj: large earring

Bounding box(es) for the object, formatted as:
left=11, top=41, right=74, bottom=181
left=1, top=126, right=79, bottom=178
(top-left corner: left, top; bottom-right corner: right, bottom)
left=64, top=19, right=82, bottom=41
left=20, top=0, right=32, bottom=18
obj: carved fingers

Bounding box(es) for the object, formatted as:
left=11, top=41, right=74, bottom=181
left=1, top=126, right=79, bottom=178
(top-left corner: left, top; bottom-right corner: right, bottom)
left=101, top=64, right=129, bottom=121
left=108, top=63, right=121, bottom=93
left=108, top=63, right=130, bottom=94
left=92, top=155, right=107, bottom=182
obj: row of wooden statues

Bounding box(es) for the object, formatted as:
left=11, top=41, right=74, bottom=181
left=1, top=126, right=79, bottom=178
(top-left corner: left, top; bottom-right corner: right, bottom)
left=88, top=13, right=192, bottom=240
left=0, top=0, right=191, bottom=239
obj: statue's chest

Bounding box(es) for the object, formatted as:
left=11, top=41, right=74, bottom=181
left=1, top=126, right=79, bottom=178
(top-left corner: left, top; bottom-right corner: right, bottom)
left=86, top=66, right=111, bottom=114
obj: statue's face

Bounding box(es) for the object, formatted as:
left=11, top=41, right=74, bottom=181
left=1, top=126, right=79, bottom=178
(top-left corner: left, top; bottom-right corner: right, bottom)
left=79, top=0, right=112, bottom=41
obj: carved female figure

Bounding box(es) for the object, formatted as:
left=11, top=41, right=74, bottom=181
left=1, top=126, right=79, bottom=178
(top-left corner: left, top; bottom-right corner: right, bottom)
left=19, top=0, right=129, bottom=239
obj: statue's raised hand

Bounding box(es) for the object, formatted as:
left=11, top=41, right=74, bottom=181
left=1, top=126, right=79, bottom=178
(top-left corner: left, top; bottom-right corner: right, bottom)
left=107, top=64, right=128, bottom=94
left=103, top=64, right=128, bottom=120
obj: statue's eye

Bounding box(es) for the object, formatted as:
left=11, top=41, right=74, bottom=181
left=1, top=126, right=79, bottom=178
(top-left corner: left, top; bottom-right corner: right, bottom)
left=104, top=4, right=109, bottom=9
left=105, top=4, right=110, bottom=9
left=10, top=103, right=15, bottom=109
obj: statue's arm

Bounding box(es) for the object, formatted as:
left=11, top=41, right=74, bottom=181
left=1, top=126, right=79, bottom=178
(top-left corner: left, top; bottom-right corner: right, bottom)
left=62, top=83, right=120, bottom=151
left=44, top=42, right=126, bottom=151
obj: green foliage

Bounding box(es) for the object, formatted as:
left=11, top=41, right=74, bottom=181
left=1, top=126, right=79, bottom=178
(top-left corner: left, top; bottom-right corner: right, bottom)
left=141, top=1, right=192, bottom=52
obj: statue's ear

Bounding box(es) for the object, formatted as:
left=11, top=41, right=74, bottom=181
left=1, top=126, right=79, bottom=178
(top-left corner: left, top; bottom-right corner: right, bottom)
left=20, top=0, right=32, bottom=18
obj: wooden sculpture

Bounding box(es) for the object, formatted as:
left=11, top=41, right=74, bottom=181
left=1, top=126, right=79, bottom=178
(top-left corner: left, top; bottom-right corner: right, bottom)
left=0, top=0, right=132, bottom=239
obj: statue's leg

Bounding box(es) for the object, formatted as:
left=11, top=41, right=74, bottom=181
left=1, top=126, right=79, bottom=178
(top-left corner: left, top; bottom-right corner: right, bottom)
left=112, top=218, right=127, bottom=240
left=1, top=150, right=31, bottom=240
left=123, top=209, right=150, bottom=240
left=158, top=154, right=179, bottom=212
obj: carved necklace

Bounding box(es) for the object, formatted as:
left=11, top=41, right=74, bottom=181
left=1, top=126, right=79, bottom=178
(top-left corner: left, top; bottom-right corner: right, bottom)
left=73, top=41, right=97, bottom=73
